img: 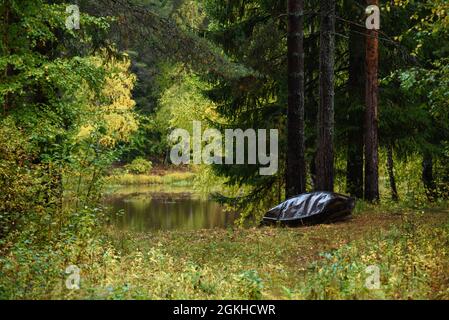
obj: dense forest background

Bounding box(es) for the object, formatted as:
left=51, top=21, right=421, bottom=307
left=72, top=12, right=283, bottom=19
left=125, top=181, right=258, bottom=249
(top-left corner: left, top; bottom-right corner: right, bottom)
left=0, top=0, right=448, bottom=299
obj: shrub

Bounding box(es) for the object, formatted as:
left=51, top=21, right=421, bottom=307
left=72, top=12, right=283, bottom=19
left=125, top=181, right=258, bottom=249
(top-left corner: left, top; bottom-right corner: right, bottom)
left=124, top=158, right=152, bottom=174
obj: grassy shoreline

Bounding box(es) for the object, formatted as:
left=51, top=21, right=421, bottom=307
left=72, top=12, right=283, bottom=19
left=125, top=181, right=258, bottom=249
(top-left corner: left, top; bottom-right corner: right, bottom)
left=92, top=210, right=449, bottom=299
left=2, top=207, right=447, bottom=299
left=137, top=212, right=447, bottom=299
left=105, top=171, right=196, bottom=186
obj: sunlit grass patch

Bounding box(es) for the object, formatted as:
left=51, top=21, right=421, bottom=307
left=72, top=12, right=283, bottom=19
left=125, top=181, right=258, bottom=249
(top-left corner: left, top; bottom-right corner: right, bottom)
left=99, top=211, right=448, bottom=300
left=293, top=214, right=449, bottom=299
left=105, top=172, right=196, bottom=186
left=1, top=211, right=447, bottom=300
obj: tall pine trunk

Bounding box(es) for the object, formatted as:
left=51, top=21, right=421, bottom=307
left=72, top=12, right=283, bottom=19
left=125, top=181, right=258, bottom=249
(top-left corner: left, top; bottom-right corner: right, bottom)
left=286, top=0, right=306, bottom=198
left=316, top=0, right=335, bottom=192
left=346, top=0, right=365, bottom=199
left=364, top=0, right=380, bottom=202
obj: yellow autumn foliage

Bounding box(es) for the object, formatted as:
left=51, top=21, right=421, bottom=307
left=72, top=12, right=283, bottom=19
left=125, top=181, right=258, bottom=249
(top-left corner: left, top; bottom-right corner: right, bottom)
left=77, top=53, right=138, bottom=147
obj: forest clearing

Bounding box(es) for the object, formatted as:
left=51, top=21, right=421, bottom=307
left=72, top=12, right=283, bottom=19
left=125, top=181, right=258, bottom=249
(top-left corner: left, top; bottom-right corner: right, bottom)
left=1, top=0, right=448, bottom=302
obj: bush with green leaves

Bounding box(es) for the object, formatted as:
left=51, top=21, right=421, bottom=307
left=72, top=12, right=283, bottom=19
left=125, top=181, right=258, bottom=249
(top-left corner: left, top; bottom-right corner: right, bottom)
left=0, top=0, right=137, bottom=299
left=124, top=158, right=153, bottom=174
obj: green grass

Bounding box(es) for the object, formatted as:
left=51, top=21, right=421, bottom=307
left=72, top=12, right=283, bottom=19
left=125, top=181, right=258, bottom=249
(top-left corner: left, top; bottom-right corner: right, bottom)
left=101, top=211, right=448, bottom=300
left=105, top=172, right=195, bottom=186
left=296, top=213, right=449, bottom=299
left=68, top=210, right=449, bottom=299
left=2, top=209, right=448, bottom=300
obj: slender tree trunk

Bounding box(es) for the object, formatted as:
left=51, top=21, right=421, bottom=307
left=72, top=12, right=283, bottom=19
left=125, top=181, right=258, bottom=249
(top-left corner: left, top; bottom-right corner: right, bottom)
left=316, top=0, right=335, bottom=192
left=422, top=153, right=436, bottom=201
left=364, top=0, right=380, bottom=202
left=286, top=0, right=306, bottom=198
left=2, top=2, right=13, bottom=115
left=386, top=144, right=399, bottom=201
left=346, top=0, right=365, bottom=198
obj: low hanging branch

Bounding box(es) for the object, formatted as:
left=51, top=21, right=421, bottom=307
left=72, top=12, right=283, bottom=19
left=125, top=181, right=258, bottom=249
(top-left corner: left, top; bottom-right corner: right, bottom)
left=87, top=0, right=254, bottom=80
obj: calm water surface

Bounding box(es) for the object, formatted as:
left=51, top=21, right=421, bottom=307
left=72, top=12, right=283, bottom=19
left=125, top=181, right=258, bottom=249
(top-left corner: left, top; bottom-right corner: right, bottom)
left=104, top=185, right=237, bottom=231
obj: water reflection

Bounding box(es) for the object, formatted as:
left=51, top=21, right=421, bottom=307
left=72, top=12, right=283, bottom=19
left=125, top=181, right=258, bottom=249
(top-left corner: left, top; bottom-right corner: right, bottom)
left=104, top=185, right=237, bottom=231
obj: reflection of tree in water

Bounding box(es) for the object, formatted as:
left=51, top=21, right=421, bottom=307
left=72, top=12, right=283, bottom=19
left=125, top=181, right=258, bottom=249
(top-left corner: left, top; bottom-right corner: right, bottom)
left=106, top=189, right=236, bottom=232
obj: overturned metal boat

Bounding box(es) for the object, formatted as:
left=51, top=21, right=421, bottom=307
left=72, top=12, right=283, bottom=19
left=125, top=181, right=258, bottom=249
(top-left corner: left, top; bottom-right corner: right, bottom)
left=262, top=192, right=355, bottom=226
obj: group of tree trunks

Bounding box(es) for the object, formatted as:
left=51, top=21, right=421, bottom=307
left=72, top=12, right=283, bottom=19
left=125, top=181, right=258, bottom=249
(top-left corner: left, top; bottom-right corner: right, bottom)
left=286, top=0, right=380, bottom=201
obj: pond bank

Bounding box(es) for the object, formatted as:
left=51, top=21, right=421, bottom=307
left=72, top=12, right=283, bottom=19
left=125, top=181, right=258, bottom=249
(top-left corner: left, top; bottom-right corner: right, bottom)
left=99, top=209, right=449, bottom=299
left=105, top=171, right=196, bottom=186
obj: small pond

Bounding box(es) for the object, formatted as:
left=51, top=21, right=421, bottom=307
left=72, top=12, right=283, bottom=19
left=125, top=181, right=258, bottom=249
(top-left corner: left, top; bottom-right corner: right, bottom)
left=104, top=185, right=237, bottom=232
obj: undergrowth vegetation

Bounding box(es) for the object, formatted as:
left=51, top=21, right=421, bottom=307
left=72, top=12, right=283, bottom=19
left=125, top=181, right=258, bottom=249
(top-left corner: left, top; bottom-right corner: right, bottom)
left=2, top=210, right=446, bottom=300
left=296, top=215, right=449, bottom=299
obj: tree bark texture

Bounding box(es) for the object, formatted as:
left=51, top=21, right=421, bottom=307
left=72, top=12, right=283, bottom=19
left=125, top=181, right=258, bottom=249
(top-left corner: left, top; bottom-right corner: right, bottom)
left=364, top=0, right=380, bottom=202
left=286, top=0, right=307, bottom=198
left=316, top=0, right=336, bottom=192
